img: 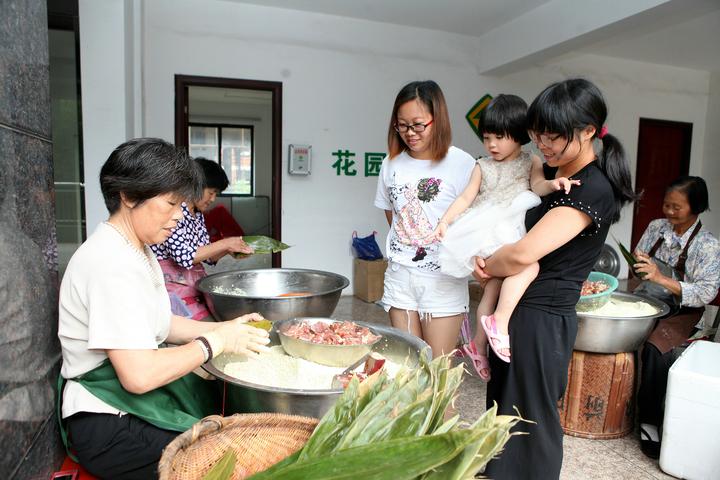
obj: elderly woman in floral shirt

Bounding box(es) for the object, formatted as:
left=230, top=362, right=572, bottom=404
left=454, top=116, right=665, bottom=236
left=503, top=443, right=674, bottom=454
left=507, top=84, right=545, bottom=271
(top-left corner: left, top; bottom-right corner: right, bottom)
left=633, top=175, right=720, bottom=459
left=151, top=158, right=252, bottom=320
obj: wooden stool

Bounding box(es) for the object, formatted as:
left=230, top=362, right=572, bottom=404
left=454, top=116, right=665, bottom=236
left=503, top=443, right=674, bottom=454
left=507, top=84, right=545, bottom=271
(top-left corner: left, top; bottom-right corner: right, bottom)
left=558, top=350, right=635, bottom=439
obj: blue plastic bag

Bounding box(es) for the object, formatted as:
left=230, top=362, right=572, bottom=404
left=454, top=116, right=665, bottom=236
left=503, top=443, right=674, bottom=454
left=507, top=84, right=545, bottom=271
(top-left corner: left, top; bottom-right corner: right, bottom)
left=352, top=231, right=384, bottom=261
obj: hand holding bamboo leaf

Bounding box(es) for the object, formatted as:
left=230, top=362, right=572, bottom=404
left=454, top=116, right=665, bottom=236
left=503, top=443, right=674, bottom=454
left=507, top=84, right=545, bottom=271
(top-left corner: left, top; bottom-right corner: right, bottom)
left=612, top=235, right=646, bottom=278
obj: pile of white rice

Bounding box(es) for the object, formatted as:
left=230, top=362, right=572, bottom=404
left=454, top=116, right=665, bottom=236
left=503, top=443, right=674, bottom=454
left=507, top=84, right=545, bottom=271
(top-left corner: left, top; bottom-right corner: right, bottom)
left=212, top=285, right=248, bottom=296
left=586, top=298, right=659, bottom=317
left=222, top=346, right=401, bottom=390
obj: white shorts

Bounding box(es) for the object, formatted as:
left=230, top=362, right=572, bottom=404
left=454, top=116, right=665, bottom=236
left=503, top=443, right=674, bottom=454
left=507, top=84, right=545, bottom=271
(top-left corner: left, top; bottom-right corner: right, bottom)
left=381, top=261, right=469, bottom=318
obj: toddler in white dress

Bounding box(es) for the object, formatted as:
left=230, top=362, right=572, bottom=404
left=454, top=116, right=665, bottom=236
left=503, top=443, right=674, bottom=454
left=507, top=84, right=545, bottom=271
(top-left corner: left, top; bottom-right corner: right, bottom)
left=434, top=95, right=577, bottom=380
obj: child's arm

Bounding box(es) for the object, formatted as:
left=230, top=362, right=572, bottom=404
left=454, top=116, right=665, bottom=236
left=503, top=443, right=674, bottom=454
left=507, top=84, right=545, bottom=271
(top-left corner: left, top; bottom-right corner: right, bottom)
left=529, top=154, right=580, bottom=196
left=433, top=165, right=482, bottom=240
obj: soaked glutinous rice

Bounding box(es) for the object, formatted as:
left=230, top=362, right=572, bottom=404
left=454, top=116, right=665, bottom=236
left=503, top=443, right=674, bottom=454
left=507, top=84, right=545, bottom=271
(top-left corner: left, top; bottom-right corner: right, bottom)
left=212, top=285, right=248, bottom=296
left=586, top=298, right=659, bottom=317
left=222, top=346, right=402, bottom=390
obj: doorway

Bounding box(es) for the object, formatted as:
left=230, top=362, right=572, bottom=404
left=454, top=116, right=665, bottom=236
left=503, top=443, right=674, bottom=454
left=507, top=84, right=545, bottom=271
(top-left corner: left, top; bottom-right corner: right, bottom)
left=631, top=118, right=692, bottom=248
left=49, top=0, right=85, bottom=276
left=175, top=75, right=282, bottom=267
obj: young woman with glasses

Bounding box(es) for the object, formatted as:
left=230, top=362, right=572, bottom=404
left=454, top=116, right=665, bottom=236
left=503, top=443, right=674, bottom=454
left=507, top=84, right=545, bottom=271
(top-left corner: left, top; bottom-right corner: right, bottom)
left=473, top=78, right=637, bottom=479
left=373, top=80, right=476, bottom=358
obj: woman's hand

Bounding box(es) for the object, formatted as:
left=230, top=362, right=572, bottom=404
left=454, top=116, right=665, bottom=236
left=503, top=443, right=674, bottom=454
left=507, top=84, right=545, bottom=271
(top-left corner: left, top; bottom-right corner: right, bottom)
left=197, top=237, right=254, bottom=263
left=204, top=313, right=271, bottom=357
left=633, top=252, right=662, bottom=283
left=222, top=236, right=253, bottom=255
left=233, top=313, right=266, bottom=324
left=472, top=256, right=493, bottom=281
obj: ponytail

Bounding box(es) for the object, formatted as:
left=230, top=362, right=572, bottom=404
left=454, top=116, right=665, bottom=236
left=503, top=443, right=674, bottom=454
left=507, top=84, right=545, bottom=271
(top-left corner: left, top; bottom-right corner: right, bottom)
left=596, top=133, right=639, bottom=223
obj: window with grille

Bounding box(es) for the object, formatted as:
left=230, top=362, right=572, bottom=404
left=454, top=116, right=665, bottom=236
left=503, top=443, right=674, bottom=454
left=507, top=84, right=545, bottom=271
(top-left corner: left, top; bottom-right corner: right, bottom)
left=189, top=123, right=253, bottom=195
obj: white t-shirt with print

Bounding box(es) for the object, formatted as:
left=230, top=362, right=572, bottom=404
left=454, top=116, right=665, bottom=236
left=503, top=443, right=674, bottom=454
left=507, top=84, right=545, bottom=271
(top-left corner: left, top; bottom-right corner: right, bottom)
left=374, top=146, right=475, bottom=272
left=59, top=222, right=172, bottom=418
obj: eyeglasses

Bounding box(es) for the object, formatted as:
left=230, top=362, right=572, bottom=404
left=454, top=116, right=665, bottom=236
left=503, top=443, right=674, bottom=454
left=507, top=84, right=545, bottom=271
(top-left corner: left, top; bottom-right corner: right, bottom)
left=395, top=120, right=434, bottom=133
left=529, top=132, right=562, bottom=147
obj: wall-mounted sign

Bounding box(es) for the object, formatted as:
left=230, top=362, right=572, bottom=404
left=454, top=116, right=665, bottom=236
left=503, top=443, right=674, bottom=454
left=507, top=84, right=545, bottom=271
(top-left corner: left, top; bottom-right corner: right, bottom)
left=288, top=144, right=311, bottom=175
left=466, top=94, right=493, bottom=139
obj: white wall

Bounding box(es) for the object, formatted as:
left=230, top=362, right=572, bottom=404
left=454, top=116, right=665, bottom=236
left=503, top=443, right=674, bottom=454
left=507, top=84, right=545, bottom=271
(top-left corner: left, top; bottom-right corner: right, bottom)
left=702, top=72, right=720, bottom=237
left=79, top=0, right=135, bottom=232
left=79, top=0, right=716, bottom=290
left=497, top=53, right=711, bottom=276
left=139, top=0, right=496, bottom=286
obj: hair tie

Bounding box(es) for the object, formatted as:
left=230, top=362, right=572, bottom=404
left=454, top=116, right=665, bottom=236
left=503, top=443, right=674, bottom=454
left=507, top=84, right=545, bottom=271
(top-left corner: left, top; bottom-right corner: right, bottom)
left=598, top=126, right=608, bottom=139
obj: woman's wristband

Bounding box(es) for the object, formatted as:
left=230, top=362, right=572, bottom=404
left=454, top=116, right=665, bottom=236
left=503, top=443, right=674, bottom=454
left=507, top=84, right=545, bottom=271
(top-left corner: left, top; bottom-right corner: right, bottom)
left=195, top=336, right=213, bottom=363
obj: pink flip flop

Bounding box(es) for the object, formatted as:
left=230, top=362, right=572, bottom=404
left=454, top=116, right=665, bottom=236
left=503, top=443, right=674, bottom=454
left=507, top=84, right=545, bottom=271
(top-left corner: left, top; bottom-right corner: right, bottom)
left=461, top=341, right=491, bottom=382
left=480, top=314, right=511, bottom=363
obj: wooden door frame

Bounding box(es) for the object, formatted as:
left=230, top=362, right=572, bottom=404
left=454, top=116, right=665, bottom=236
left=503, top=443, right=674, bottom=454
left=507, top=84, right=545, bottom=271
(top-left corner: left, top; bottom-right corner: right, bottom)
left=175, top=74, right=282, bottom=267
left=632, top=117, right=693, bottom=246
left=636, top=117, right=692, bottom=173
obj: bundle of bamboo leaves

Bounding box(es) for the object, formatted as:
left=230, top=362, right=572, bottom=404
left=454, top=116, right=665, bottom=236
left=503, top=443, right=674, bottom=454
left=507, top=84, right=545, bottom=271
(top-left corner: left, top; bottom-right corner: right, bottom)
left=236, top=353, right=522, bottom=480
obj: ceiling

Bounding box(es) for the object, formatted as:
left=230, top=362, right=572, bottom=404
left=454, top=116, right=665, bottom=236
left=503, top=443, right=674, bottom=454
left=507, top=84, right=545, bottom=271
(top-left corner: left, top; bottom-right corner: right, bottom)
left=577, top=8, right=720, bottom=72
left=231, top=0, right=550, bottom=38
left=229, top=0, right=720, bottom=72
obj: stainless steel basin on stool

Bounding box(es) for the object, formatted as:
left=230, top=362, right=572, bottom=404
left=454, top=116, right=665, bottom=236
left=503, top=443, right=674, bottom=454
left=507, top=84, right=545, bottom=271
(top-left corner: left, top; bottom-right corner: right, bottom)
left=574, top=291, right=669, bottom=354
left=559, top=291, right=670, bottom=439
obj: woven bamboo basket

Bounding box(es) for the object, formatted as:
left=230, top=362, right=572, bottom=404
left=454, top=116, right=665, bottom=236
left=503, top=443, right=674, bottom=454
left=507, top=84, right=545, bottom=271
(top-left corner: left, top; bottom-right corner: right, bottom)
left=158, top=413, right=319, bottom=480
left=557, top=351, right=635, bottom=439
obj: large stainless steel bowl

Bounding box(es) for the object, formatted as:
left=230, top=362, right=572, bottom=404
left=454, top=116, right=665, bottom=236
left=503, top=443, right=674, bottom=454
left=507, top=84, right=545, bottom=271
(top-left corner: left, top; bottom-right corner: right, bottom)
left=196, top=268, right=349, bottom=321
left=575, top=291, right=669, bottom=353
left=275, top=318, right=382, bottom=367
left=203, top=322, right=431, bottom=418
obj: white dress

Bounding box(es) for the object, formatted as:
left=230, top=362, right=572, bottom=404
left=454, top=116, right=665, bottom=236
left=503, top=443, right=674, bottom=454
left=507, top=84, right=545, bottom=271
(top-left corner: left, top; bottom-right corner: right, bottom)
left=439, top=152, right=541, bottom=278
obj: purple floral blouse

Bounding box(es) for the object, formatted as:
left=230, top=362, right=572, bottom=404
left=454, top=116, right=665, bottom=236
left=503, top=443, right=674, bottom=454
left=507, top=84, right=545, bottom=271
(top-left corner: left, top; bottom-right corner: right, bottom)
left=150, top=203, right=214, bottom=269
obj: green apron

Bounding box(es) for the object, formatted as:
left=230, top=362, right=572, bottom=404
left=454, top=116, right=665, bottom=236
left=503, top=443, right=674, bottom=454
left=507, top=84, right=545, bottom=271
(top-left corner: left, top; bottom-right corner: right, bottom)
left=57, top=359, right=220, bottom=459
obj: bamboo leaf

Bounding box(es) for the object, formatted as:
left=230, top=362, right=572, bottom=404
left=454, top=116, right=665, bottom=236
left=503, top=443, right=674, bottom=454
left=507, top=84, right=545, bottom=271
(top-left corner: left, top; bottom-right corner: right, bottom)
left=250, top=429, right=479, bottom=480
left=463, top=413, right=527, bottom=477
left=250, top=450, right=301, bottom=478
left=332, top=379, right=406, bottom=449
left=432, top=414, right=460, bottom=435
left=232, top=235, right=290, bottom=257
left=202, top=449, right=236, bottom=480
left=298, top=378, right=361, bottom=460
left=423, top=363, right=464, bottom=434
left=612, top=234, right=645, bottom=278
left=366, top=390, right=434, bottom=441
left=337, top=368, right=430, bottom=448
left=462, top=428, right=516, bottom=477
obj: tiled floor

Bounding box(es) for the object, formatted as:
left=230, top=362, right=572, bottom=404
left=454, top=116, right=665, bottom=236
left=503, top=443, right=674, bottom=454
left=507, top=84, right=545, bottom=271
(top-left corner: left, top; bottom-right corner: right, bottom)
left=333, top=295, right=678, bottom=480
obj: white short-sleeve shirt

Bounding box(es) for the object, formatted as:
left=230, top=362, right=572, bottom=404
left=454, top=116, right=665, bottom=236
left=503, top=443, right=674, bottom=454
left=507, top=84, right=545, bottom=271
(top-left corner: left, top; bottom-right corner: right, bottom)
left=59, top=222, right=172, bottom=418
left=374, top=146, right=475, bottom=272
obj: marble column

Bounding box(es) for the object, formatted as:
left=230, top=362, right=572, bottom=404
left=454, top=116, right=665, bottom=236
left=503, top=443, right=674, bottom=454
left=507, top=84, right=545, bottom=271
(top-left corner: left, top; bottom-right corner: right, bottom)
left=0, top=0, right=64, bottom=477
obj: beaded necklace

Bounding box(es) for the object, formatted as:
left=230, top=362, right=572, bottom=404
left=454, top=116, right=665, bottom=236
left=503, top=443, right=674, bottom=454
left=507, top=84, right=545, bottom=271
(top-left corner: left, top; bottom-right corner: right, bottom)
left=103, top=221, right=163, bottom=288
